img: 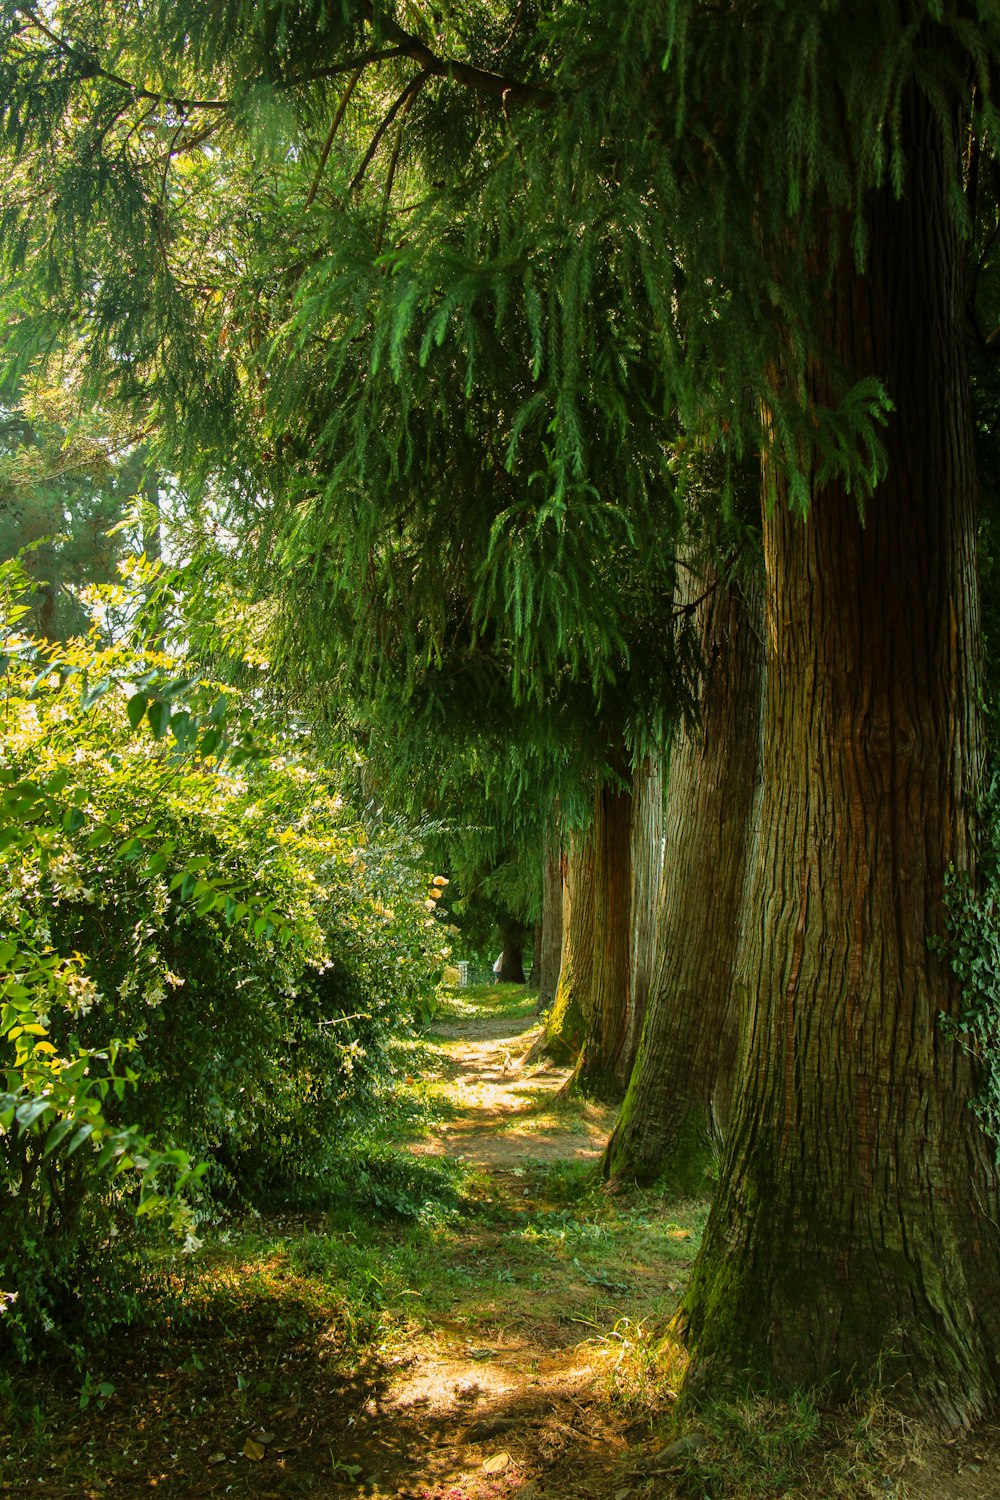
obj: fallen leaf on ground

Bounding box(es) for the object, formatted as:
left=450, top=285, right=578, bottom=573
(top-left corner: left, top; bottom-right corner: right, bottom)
left=483, top=1451, right=511, bottom=1474
left=206, top=1452, right=227, bottom=1466
left=242, top=1438, right=266, bottom=1461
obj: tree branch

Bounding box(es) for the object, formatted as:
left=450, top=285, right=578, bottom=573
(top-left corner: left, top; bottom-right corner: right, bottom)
left=360, top=3, right=553, bottom=109
left=375, top=75, right=424, bottom=252
left=306, top=66, right=364, bottom=208
left=18, top=4, right=228, bottom=109
left=18, top=3, right=553, bottom=118
left=348, top=72, right=428, bottom=198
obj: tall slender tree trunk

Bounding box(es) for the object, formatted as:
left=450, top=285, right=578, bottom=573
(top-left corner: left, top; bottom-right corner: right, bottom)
left=542, top=772, right=633, bottom=1099
left=605, top=556, right=763, bottom=1186
left=682, top=93, right=1000, bottom=1426
left=575, top=772, right=633, bottom=1098
left=536, top=826, right=563, bottom=1011
left=543, top=822, right=597, bottom=1063
left=620, top=752, right=665, bottom=1084
left=528, top=921, right=541, bottom=986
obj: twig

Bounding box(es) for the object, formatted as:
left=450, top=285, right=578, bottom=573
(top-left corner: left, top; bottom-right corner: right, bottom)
left=348, top=72, right=428, bottom=198
left=374, top=74, right=423, bottom=252
left=306, top=66, right=364, bottom=208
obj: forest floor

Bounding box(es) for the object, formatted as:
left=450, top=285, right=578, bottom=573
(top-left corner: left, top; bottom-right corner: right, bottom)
left=3, top=984, right=1000, bottom=1500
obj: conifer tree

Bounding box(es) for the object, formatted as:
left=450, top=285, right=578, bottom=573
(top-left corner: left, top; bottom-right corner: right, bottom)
left=0, top=375, right=149, bottom=637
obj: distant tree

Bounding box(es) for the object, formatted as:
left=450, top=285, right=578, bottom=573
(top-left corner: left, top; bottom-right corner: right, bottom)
left=0, top=375, right=152, bottom=637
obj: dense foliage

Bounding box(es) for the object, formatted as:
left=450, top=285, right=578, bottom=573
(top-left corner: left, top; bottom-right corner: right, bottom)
left=0, top=560, right=448, bottom=1361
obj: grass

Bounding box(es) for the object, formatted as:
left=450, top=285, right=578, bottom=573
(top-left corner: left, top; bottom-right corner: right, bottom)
left=0, top=983, right=991, bottom=1499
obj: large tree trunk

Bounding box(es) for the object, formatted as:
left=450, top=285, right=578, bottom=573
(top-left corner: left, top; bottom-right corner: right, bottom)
left=542, top=772, right=633, bottom=1099
left=605, top=557, right=763, bottom=1187
left=682, top=92, right=1000, bottom=1427
left=620, top=753, right=665, bottom=1081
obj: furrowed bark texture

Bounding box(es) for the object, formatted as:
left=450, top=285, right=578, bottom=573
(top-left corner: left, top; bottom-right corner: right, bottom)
left=604, top=560, right=763, bottom=1187
left=682, top=93, right=1000, bottom=1427
left=575, top=774, right=633, bottom=1099
left=537, top=827, right=564, bottom=1011
left=543, top=777, right=633, bottom=1099
left=621, top=754, right=665, bottom=1080
left=543, top=832, right=593, bottom=1063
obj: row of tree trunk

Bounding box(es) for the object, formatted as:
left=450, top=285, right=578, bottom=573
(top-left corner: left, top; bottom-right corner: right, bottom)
left=530, top=90, right=1000, bottom=1420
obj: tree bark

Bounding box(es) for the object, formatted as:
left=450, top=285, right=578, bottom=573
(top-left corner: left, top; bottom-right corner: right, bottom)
left=682, top=91, right=1000, bottom=1426
left=528, top=921, right=541, bottom=986
left=605, top=557, right=763, bottom=1187
left=542, top=772, right=633, bottom=1099
left=536, top=826, right=563, bottom=1011
left=575, top=771, right=633, bottom=1098
left=542, top=823, right=595, bottom=1063
left=620, top=752, right=666, bottom=1084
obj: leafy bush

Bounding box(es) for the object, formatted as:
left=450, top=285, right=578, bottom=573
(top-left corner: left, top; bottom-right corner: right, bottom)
left=0, top=560, right=448, bottom=1358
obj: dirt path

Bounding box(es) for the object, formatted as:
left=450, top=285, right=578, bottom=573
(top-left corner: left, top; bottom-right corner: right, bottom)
left=354, top=998, right=1000, bottom=1500
left=406, top=1007, right=612, bottom=1167
left=369, top=1001, right=669, bottom=1499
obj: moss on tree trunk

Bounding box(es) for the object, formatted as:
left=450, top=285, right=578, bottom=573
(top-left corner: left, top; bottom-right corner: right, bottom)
left=542, top=772, right=634, bottom=1099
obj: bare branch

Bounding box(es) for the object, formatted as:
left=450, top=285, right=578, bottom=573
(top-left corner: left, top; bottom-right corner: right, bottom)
left=375, top=74, right=424, bottom=252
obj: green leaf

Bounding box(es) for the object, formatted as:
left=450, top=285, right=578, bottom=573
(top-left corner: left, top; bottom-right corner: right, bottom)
left=169, top=710, right=195, bottom=749
left=81, top=677, right=112, bottom=710
left=126, top=692, right=149, bottom=730
left=199, top=727, right=222, bottom=757
left=161, top=674, right=200, bottom=700
left=66, top=1122, right=95, bottom=1156
left=147, top=699, right=170, bottom=739
left=16, top=1095, right=53, bottom=1130
left=42, top=1118, right=74, bottom=1157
